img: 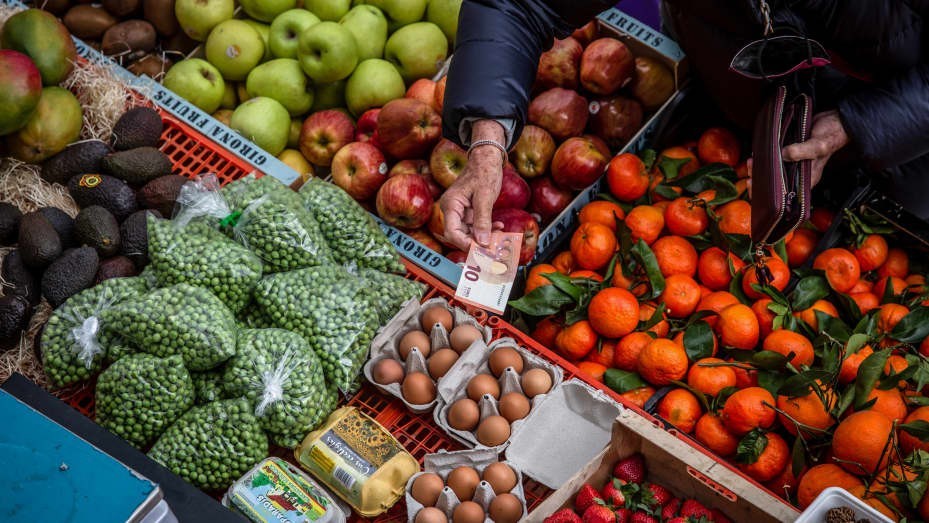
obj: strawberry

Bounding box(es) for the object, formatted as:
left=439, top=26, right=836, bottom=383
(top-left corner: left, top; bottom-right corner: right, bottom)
left=614, top=508, right=632, bottom=523
left=709, top=508, right=732, bottom=523
left=629, top=512, right=658, bottom=523
left=661, top=498, right=681, bottom=520
left=665, top=518, right=688, bottom=523
left=601, top=479, right=626, bottom=507
left=680, top=499, right=713, bottom=519
left=545, top=508, right=582, bottom=523
left=576, top=484, right=603, bottom=513
left=645, top=483, right=673, bottom=507
left=612, top=454, right=646, bottom=484
left=582, top=504, right=616, bottom=523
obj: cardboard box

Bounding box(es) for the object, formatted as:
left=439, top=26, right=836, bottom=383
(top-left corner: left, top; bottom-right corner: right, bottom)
left=526, top=409, right=800, bottom=523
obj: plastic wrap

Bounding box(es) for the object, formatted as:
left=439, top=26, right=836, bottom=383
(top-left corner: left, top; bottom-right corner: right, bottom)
left=148, top=398, right=269, bottom=490
left=224, top=328, right=338, bottom=448
left=354, top=266, right=425, bottom=323
left=95, top=353, right=195, bottom=448
left=40, top=276, right=150, bottom=388
left=256, top=266, right=378, bottom=393
left=232, top=195, right=333, bottom=272
left=100, top=283, right=237, bottom=371
left=299, top=178, right=404, bottom=274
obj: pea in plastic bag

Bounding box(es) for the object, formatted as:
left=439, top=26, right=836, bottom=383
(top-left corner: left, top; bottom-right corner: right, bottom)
left=255, top=265, right=379, bottom=393
left=354, top=266, right=426, bottom=323
left=224, top=328, right=338, bottom=448
left=191, top=367, right=229, bottom=405
left=232, top=195, right=333, bottom=272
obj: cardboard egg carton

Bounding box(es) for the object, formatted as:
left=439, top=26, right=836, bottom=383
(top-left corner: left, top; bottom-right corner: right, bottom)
left=404, top=448, right=528, bottom=523
left=365, top=297, right=491, bottom=413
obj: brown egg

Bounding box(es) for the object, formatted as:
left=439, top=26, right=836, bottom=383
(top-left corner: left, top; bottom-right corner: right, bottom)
left=489, top=493, right=523, bottom=523
left=498, top=392, right=531, bottom=423
left=447, top=398, right=480, bottom=431
left=446, top=466, right=481, bottom=502
left=427, top=348, right=459, bottom=379
left=402, top=372, right=437, bottom=405
left=399, top=330, right=431, bottom=360
left=482, top=462, right=518, bottom=494
left=421, top=306, right=453, bottom=334
left=450, top=324, right=483, bottom=353
left=521, top=368, right=553, bottom=398
left=372, top=358, right=405, bottom=385
left=415, top=507, right=447, bottom=523
left=476, top=415, right=511, bottom=447
left=488, top=347, right=525, bottom=376
left=466, top=374, right=501, bottom=402
left=452, top=501, right=485, bottom=523
left=411, top=473, right=444, bottom=507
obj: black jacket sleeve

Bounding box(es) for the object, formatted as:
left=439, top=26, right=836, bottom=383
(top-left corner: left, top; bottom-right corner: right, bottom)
left=441, top=0, right=612, bottom=147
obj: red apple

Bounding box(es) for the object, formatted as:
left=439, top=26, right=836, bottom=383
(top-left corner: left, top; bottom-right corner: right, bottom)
left=299, top=109, right=355, bottom=167
left=510, top=125, right=555, bottom=179
left=330, top=142, right=388, bottom=201
left=377, top=98, right=442, bottom=159
left=427, top=202, right=454, bottom=246
left=433, top=76, right=446, bottom=113
left=584, top=134, right=611, bottom=157
left=390, top=159, right=441, bottom=199
left=494, top=166, right=531, bottom=210
left=529, top=176, right=573, bottom=223
left=580, top=38, right=635, bottom=95
left=630, top=56, right=675, bottom=111
left=492, top=208, right=540, bottom=264
left=407, top=228, right=443, bottom=253
left=406, top=78, right=436, bottom=106
left=446, top=250, right=467, bottom=264
left=430, top=138, right=467, bottom=189
left=536, top=37, right=583, bottom=90
left=528, top=88, right=588, bottom=140
left=376, top=173, right=434, bottom=229
left=550, top=136, right=608, bottom=190
left=589, top=96, right=643, bottom=149
left=355, top=108, right=380, bottom=143
left=572, top=20, right=598, bottom=46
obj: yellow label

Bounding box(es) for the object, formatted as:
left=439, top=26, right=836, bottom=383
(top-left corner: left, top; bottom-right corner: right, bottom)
left=79, top=174, right=102, bottom=188
left=309, top=444, right=335, bottom=474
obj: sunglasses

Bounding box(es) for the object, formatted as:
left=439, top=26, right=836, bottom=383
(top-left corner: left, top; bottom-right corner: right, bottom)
left=730, top=35, right=831, bottom=80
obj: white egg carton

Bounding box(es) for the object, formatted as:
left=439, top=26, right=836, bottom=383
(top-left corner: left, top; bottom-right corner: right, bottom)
left=433, top=337, right=564, bottom=451
left=405, top=448, right=528, bottom=523
left=365, top=297, right=491, bottom=414
left=795, top=487, right=893, bottom=523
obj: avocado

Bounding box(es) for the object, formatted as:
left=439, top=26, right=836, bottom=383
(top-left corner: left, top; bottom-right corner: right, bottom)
left=137, top=174, right=187, bottom=217
left=41, top=139, right=112, bottom=186
left=0, top=202, right=23, bottom=244
left=17, top=212, right=62, bottom=269
left=68, top=173, right=138, bottom=220
left=0, top=295, right=31, bottom=351
left=75, top=205, right=121, bottom=257
left=95, top=255, right=137, bottom=283
left=119, top=208, right=161, bottom=267
left=41, top=247, right=100, bottom=307
left=1, top=250, right=40, bottom=306
left=101, top=146, right=172, bottom=185
left=38, top=207, right=76, bottom=248
left=112, top=106, right=163, bottom=150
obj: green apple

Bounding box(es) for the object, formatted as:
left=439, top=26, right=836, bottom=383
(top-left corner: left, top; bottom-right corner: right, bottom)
left=246, top=58, right=313, bottom=116
left=345, top=58, right=404, bottom=116
left=339, top=5, right=387, bottom=61
left=239, top=0, right=296, bottom=22
left=163, top=58, right=226, bottom=113
left=229, top=96, right=291, bottom=155
left=288, top=119, right=302, bottom=148
left=242, top=20, right=272, bottom=62
left=175, top=0, right=234, bottom=41
left=304, top=0, right=351, bottom=21
left=221, top=81, right=237, bottom=108
left=355, top=0, right=426, bottom=31
left=205, top=19, right=265, bottom=81
left=297, top=21, right=357, bottom=83
left=311, top=80, right=346, bottom=110
left=269, top=9, right=320, bottom=59
left=384, top=21, right=447, bottom=82
left=426, top=0, right=460, bottom=45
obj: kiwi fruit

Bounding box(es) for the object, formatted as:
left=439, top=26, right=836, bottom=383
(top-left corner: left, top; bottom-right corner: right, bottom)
left=127, top=54, right=172, bottom=80
left=143, top=0, right=179, bottom=37
left=63, top=5, right=117, bottom=40
left=102, top=20, right=156, bottom=56
left=42, top=0, right=75, bottom=16
left=101, top=0, right=139, bottom=17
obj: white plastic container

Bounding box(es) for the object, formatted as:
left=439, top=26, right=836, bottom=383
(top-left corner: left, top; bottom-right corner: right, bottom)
left=138, top=499, right=178, bottom=523
left=795, top=487, right=893, bottom=523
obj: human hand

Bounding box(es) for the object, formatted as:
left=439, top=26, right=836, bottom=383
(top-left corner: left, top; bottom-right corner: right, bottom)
left=439, top=144, right=504, bottom=250
left=782, top=110, right=849, bottom=187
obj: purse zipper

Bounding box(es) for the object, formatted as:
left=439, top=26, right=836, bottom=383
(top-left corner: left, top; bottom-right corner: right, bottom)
left=779, top=94, right=812, bottom=239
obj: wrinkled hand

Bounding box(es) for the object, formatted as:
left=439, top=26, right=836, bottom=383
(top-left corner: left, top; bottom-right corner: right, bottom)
left=782, top=110, right=849, bottom=187
left=439, top=146, right=504, bottom=250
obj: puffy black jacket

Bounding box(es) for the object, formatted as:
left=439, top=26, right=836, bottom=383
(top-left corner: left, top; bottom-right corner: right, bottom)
left=443, top=0, right=929, bottom=175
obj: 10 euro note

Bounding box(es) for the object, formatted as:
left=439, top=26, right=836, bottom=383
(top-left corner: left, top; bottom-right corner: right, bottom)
left=454, top=231, right=523, bottom=314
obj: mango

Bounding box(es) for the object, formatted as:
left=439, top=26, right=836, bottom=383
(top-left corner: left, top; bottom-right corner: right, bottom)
left=1, top=9, right=77, bottom=85
left=0, top=50, right=42, bottom=136
left=7, top=87, right=83, bottom=163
